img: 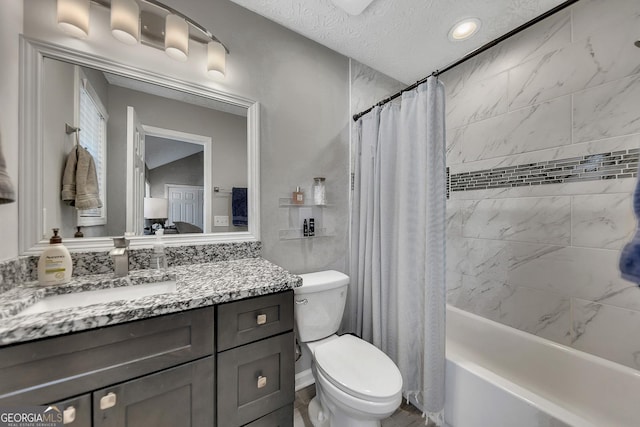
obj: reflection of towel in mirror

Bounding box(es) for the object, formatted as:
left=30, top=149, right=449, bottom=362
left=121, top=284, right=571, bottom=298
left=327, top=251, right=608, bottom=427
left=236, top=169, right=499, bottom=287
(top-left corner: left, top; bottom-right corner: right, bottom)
left=620, top=161, right=640, bottom=285
left=61, top=146, right=103, bottom=210
left=232, top=187, right=248, bottom=226
left=0, top=134, right=16, bottom=204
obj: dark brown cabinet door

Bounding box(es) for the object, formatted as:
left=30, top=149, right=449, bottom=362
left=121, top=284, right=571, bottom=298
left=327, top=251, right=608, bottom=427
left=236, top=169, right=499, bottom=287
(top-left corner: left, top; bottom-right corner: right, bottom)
left=217, top=332, right=294, bottom=427
left=93, top=357, right=214, bottom=427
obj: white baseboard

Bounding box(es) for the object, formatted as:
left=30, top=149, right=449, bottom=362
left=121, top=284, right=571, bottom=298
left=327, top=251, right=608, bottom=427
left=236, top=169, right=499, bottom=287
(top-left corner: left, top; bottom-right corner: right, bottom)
left=295, top=368, right=315, bottom=391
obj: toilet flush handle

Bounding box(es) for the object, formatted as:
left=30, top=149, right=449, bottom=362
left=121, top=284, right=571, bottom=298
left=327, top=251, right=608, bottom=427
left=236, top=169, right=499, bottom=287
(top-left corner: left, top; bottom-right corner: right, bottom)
left=295, top=298, right=308, bottom=305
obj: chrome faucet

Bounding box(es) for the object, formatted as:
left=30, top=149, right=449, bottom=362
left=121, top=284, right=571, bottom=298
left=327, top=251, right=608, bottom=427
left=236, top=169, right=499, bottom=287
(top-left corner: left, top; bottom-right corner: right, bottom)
left=109, top=237, right=130, bottom=277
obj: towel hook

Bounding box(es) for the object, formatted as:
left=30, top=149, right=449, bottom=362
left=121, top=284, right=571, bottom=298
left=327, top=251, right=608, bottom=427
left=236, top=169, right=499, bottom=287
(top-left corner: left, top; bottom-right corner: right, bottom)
left=65, top=124, right=80, bottom=135
left=65, top=123, right=81, bottom=147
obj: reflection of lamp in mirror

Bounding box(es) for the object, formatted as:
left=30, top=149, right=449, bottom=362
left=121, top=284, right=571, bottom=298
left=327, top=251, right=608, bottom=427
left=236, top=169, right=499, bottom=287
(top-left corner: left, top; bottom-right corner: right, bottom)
left=57, top=0, right=90, bottom=38
left=111, top=0, right=140, bottom=45
left=144, top=197, right=168, bottom=232
left=165, top=14, right=189, bottom=62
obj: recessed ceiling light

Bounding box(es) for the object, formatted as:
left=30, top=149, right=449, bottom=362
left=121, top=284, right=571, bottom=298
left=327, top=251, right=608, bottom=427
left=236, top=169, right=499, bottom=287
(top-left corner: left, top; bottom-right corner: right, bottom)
left=331, top=0, right=375, bottom=16
left=448, top=18, right=481, bottom=41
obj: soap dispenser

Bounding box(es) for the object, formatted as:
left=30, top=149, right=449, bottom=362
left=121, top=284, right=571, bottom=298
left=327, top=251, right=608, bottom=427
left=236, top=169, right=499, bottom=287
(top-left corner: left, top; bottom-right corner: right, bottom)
left=150, top=229, right=167, bottom=269
left=38, top=228, right=73, bottom=285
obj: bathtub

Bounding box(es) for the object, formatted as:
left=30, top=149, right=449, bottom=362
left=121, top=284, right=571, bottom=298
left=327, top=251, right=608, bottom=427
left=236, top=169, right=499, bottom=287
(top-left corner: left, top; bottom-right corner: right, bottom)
left=444, top=305, right=640, bottom=427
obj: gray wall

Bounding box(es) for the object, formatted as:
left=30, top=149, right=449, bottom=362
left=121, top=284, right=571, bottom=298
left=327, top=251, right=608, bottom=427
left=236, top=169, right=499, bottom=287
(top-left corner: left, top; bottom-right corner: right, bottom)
left=443, top=0, right=640, bottom=370
left=148, top=152, right=204, bottom=198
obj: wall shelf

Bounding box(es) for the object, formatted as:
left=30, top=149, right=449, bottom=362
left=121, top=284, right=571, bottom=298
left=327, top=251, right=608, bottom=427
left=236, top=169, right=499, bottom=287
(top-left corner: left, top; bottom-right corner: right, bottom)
left=278, top=196, right=333, bottom=241
left=279, top=228, right=334, bottom=240
left=278, top=198, right=333, bottom=208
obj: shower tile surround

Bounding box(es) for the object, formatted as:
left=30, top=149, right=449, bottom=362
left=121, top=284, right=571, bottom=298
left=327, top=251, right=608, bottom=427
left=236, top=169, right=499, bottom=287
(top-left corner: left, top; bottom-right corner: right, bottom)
left=442, top=0, right=640, bottom=370
left=0, top=241, right=261, bottom=290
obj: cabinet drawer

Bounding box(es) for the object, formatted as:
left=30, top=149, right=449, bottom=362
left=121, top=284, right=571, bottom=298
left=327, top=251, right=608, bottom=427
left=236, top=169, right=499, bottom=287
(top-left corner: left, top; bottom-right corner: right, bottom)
left=217, top=332, right=295, bottom=427
left=243, top=404, right=293, bottom=427
left=217, top=291, right=293, bottom=351
left=93, top=356, right=214, bottom=427
left=0, top=307, right=214, bottom=405
left=51, top=393, right=92, bottom=427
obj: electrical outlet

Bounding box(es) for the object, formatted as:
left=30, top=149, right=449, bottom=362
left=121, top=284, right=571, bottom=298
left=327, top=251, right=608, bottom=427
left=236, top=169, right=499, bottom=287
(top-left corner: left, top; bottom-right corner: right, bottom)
left=214, top=215, right=229, bottom=226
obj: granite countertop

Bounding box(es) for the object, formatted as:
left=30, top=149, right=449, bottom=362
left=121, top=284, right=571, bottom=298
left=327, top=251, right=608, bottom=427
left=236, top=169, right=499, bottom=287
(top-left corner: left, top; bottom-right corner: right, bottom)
left=0, top=258, right=301, bottom=346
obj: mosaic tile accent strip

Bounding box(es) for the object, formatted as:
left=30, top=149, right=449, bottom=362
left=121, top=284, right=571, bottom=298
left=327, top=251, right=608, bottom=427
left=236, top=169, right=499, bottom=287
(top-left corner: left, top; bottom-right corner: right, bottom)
left=450, top=149, right=639, bottom=193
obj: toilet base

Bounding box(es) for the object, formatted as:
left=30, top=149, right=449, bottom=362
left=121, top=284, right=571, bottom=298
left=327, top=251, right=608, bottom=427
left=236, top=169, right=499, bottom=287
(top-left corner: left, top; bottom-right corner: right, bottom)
left=311, top=382, right=386, bottom=427
left=308, top=397, right=329, bottom=427
left=309, top=395, right=383, bottom=427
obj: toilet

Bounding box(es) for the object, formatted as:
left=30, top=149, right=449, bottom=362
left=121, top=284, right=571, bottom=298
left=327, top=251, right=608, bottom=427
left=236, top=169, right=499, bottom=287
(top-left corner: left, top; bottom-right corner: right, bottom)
left=295, top=271, right=403, bottom=427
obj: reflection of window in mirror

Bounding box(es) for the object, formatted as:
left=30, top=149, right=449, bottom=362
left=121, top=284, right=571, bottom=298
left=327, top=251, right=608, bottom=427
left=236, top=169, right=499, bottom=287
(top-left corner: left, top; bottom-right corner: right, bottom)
left=76, top=67, right=108, bottom=227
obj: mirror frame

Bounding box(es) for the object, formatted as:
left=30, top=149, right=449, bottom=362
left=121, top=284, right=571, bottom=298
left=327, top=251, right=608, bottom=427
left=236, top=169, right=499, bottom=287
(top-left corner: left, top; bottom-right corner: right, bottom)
left=19, top=36, right=260, bottom=255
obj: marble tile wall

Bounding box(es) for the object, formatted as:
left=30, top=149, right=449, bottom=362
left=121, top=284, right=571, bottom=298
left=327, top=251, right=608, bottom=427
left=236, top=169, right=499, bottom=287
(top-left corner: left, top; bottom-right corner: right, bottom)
left=442, top=0, right=640, bottom=370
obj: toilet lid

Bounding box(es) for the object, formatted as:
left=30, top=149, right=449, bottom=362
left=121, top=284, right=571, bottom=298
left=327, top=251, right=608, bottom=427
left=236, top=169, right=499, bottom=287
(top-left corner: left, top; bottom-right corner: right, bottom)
left=314, top=334, right=403, bottom=401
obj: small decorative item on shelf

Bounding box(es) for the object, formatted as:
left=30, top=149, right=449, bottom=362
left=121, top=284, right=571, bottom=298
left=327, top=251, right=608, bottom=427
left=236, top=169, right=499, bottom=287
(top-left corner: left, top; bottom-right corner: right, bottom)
left=74, top=226, right=84, bottom=238
left=303, top=219, right=309, bottom=237
left=292, top=186, right=304, bottom=205
left=313, top=177, right=326, bottom=205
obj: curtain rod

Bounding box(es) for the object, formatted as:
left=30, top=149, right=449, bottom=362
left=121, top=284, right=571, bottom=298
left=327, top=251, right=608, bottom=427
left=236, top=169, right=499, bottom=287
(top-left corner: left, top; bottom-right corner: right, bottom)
left=352, top=0, right=580, bottom=122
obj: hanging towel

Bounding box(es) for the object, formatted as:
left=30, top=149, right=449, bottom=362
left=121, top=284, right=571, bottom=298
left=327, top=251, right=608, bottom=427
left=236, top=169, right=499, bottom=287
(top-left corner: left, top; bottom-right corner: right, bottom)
left=619, top=161, right=640, bottom=285
left=61, top=146, right=103, bottom=210
left=0, top=135, right=16, bottom=204
left=232, top=187, right=248, bottom=227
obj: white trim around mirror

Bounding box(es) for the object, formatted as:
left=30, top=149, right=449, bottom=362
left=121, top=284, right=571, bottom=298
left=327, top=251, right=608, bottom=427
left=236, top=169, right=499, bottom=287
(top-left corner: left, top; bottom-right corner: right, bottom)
left=19, top=36, right=260, bottom=255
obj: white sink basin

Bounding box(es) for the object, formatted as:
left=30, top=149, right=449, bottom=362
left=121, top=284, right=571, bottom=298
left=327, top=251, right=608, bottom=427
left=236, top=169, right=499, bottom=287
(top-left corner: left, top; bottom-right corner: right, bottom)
left=18, top=281, right=177, bottom=316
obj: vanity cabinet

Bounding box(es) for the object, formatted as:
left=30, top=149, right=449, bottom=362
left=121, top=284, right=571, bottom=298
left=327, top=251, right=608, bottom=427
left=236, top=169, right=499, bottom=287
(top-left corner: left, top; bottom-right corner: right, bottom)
left=0, top=290, right=295, bottom=427
left=216, top=291, right=295, bottom=427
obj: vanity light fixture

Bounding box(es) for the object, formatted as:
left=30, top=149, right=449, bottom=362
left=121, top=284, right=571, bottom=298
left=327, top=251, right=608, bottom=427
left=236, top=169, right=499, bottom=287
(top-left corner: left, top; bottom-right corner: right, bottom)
left=56, top=0, right=230, bottom=77
left=448, top=18, right=481, bottom=41
left=57, top=0, right=90, bottom=38
left=110, top=0, right=140, bottom=45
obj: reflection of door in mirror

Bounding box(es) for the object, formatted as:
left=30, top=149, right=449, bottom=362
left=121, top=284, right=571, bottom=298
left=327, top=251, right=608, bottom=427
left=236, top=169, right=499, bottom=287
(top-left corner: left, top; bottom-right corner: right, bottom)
left=166, top=185, right=204, bottom=233
left=126, top=106, right=146, bottom=235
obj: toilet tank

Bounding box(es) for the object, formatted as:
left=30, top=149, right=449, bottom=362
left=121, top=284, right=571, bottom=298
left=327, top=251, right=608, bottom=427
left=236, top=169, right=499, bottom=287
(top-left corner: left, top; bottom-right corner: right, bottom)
left=295, top=271, right=349, bottom=343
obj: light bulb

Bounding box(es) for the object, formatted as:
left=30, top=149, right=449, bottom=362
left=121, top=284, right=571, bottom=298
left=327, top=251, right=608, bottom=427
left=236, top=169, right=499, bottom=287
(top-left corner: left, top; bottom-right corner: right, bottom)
left=207, top=41, right=226, bottom=78
left=57, top=0, right=90, bottom=39
left=165, top=14, right=189, bottom=62
left=111, top=0, right=140, bottom=45
left=448, top=18, right=481, bottom=41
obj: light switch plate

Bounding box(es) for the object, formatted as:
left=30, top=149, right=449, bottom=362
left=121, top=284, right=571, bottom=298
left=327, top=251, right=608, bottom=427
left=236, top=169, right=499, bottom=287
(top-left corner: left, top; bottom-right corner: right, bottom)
left=214, top=215, right=229, bottom=226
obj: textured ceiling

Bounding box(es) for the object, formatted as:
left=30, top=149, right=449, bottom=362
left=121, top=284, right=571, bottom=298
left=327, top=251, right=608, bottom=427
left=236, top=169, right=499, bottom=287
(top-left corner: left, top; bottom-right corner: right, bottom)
left=229, top=0, right=566, bottom=84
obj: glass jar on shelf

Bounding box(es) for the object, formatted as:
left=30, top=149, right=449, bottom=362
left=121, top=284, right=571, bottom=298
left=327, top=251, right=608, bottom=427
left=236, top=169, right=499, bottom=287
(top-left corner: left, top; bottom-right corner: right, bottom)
left=313, top=177, right=326, bottom=205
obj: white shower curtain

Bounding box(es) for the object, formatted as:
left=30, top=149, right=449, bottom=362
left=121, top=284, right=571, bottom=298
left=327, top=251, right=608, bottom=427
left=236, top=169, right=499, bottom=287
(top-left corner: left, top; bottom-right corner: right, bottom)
left=350, top=77, right=446, bottom=425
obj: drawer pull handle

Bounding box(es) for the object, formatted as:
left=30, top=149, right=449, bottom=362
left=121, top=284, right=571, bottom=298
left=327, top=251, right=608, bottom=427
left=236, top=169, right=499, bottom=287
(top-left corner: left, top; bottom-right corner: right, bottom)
left=295, top=299, right=308, bottom=305
left=100, top=392, right=117, bottom=410
left=63, top=406, right=76, bottom=424
left=257, top=375, right=267, bottom=388
left=256, top=314, right=267, bottom=325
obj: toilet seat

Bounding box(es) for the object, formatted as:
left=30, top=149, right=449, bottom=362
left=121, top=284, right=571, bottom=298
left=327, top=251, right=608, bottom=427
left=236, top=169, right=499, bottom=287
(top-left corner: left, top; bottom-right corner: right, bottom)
left=314, top=334, right=403, bottom=402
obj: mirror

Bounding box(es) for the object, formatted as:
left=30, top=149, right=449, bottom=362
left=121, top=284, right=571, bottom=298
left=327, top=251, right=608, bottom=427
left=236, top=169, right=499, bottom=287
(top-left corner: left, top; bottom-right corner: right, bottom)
left=20, top=37, right=260, bottom=254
